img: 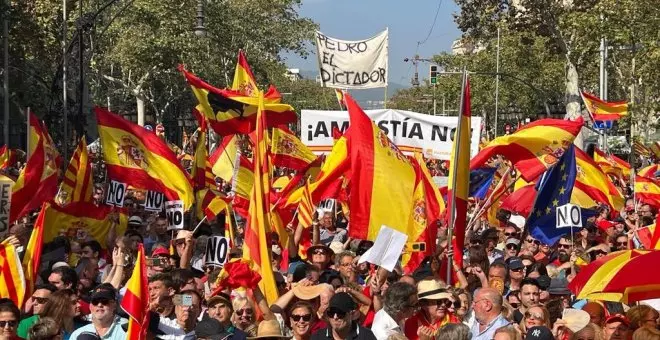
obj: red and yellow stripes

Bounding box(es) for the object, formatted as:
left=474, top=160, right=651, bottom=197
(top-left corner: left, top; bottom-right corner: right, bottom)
left=231, top=155, right=254, bottom=218
left=0, top=146, right=16, bottom=170
left=59, top=138, right=93, bottom=204
left=42, top=201, right=128, bottom=247
left=10, top=112, right=61, bottom=224
left=210, top=135, right=239, bottom=182
left=22, top=203, right=45, bottom=306
left=470, top=117, right=583, bottom=182
left=639, top=164, right=658, bottom=179
left=575, top=147, right=624, bottom=212
left=593, top=148, right=631, bottom=179
left=0, top=242, right=25, bottom=308
left=297, top=181, right=314, bottom=228
left=96, top=107, right=194, bottom=210
left=635, top=175, right=660, bottom=207
left=346, top=93, right=416, bottom=241
left=271, top=127, right=317, bottom=171
left=581, top=91, right=628, bottom=121
left=121, top=244, right=149, bottom=340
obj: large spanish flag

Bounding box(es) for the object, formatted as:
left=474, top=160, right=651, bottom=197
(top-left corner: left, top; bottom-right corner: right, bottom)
left=575, top=147, right=624, bottom=211
left=470, top=117, right=583, bottom=182
left=0, top=241, right=25, bottom=308
left=42, top=201, right=128, bottom=247
left=345, top=93, right=416, bottom=240
left=58, top=138, right=93, bottom=204
left=243, top=94, right=279, bottom=304
left=121, top=243, right=149, bottom=340
left=581, top=91, right=628, bottom=121
left=635, top=175, right=660, bottom=207
left=10, top=112, right=61, bottom=224
left=96, top=107, right=194, bottom=210
left=447, top=75, right=471, bottom=266
left=593, top=148, right=631, bottom=179
left=639, top=165, right=658, bottom=179
left=210, top=135, right=239, bottom=182
left=22, top=203, right=45, bottom=307
left=271, top=127, right=317, bottom=171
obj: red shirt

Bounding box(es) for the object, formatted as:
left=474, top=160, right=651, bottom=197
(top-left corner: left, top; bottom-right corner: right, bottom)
left=361, top=286, right=375, bottom=327
left=404, top=311, right=459, bottom=340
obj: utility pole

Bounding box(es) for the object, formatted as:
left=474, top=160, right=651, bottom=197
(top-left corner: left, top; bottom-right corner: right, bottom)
left=494, top=27, right=501, bottom=138
left=3, top=0, right=9, bottom=148
left=78, top=0, right=84, bottom=141
left=63, top=0, right=68, bottom=163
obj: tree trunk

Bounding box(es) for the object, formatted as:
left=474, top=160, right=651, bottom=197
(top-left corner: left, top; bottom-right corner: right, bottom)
left=136, top=95, right=145, bottom=126
left=564, top=60, right=589, bottom=149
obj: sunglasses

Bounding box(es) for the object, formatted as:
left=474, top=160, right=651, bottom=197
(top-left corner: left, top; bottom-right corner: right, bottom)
left=558, top=244, right=572, bottom=249
left=32, top=297, right=49, bottom=304
left=0, top=321, right=16, bottom=328
left=291, top=314, right=312, bottom=322
left=506, top=244, right=518, bottom=250
left=525, top=312, right=544, bottom=320
left=526, top=239, right=541, bottom=245
left=422, top=299, right=452, bottom=308
left=510, top=268, right=524, bottom=273
left=616, top=241, right=628, bottom=246
left=91, top=298, right=112, bottom=306
left=326, top=308, right=347, bottom=319
left=175, top=239, right=186, bottom=246
left=509, top=302, right=520, bottom=309
left=313, top=249, right=327, bottom=255
left=504, top=232, right=518, bottom=237
left=235, top=309, right=254, bottom=316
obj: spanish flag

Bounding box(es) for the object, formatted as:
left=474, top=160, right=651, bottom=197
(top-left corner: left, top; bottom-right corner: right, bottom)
left=486, top=170, right=512, bottom=227
left=271, top=127, right=317, bottom=171
left=470, top=117, right=583, bottom=182
left=22, top=203, right=45, bottom=307
left=96, top=107, right=194, bottom=210
left=232, top=155, right=254, bottom=218
left=575, top=147, right=624, bottom=212
left=581, top=91, right=628, bottom=121
left=639, top=165, right=658, bottom=179
left=42, top=201, right=128, bottom=247
left=345, top=93, right=416, bottom=241
left=210, top=135, right=239, bottom=182
left=190, top=124, right=215, bottom=190
left=635, top=175, right=660, bottom=207
left=195, top=188, right=226, bottom=220
left=593, top=147, right=631, bottom=179
left=121, top=243, right=149, bottom=340
left=10, top=112, right=61, bottom=224
left=243, top=94, right=279, bottom=304
left=649, top=214, right=660, bottom=249
left=204, top=194, right=230, bottom=221
left=335, top=89, right=346, bottom=110
left=447, top=75, right=472, bottom=267
left=58, top=138, right=93, bottom=204
left=0, top=146, right=16, bottom=170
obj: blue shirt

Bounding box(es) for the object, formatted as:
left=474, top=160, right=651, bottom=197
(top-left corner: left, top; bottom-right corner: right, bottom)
left=69, top=317, right=127, bottom=340
left=470, top=314, right=510, bottom=340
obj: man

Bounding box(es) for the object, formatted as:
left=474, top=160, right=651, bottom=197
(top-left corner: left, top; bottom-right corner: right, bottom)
left=470, top=287, right=509, bottom=340
left=306, top=245, right=335, bottom=271
left=195, top=318, right=232, bottom=340
left=206, top=293, right=247, bottom=340
left=69, top=286, right=127, bottom=339
left=81, top=240, right=106, bottom=282
left=504, top=239, right=520, bottom=260
left=148, top=273, right=177, bottom=319
left=404, top=280, right=459, bottom=340
left=614, top=234, right=629, bottom=251
left=582, top=302, right=605, bottom=326
left=311, top=292, right=376, bottom=340
left=556, top=236, right=573, bottom=256
left=153, top=289, right=202, bottom=339
left=48, top=266, right=78, bottom=291
left=506, top=257, right=525, bottom=292
left=603, top=314, right=630, bottom=340
left=335, top=251, right=358, bottom=285
left=547, top=278, right=572, bottom=308
left=482, top=229, right=504, bottom=263
left=317, top=212, right=348, bottom=246
left=523, top=236, right=540, bottom=256
left=640, top=204, right=655, bottom=220
left=16, top=284, right=57, bottom=338
left=503, top=224, right=520, bottom=241
left=513, top=278, right=541, bottom=324
left=372, top=282, right=417, bottom=340
left=145, top=213, right=171, bottom=253
left=487, top=261, right=507, bottom=295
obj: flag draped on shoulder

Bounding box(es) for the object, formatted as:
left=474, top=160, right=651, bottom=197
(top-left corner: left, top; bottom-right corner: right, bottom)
left=210, top=135, right=239, bottom=182
left=96, top=107, right=194, bottom=210
left=581, top=91, right=628, bottom=121
left=528, top=145, right=577, bottom=245
left=59, top=138, right=93, bottom=204
left=470, top=117, right=583, bottom=182
left=22, top=203, right=45, bottom=306
left=122, top=243, right=149, bottom=340
left=10, top=112, right=61, bottom=224
left=271, top=126, right=316, bottom=171
left=0, top=241, right=25, bottom=308
left=345, top=93, right=416, bottom=241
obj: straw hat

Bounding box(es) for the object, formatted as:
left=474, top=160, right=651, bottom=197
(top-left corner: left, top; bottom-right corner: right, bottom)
left=247, top=319, right=289, bottom=339
left=292, top=283, right=333, bottom=301
left=417, top=280, right=452, bottom=300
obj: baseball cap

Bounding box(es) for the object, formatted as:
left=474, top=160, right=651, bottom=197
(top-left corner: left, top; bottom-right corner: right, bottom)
left=207, top=293, right=232, bottom=309
left=128, top=216, right=143, bottom=226
left=152, top=247, right=170, bottom=257
left=605, top=313, right=630, bottom=327
left=506, top=238, right=521, bottom=247
left=90, top=285, right=117, bottom=302
left=597, top=220, right=616, bottom=231
left=507, top=257, right=524, bottom=270
left=195, top=318, right=228, bottom=339
left=328, top=292, right=357, bottom=314
left=525, top=326, right=554, bottom=340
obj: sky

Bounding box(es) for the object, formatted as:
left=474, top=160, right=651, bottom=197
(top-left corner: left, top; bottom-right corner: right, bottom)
left=283, top=0, right=463, bottom=87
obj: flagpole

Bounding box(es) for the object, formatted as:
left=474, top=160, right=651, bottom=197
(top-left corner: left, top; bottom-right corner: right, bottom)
left=446, top=68, right=467, bottom=284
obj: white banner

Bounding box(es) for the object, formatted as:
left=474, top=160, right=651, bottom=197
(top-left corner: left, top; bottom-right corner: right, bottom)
left=165, top=200, right=184, bottom=230
left=315, top=29, right=388, bottom=89
left=0, top=177, right=12, bottom=236
left=301, top=109, right=481, bottom=160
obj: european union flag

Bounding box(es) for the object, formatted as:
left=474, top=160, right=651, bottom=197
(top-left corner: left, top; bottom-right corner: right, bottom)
left=469, top=167, right=497, bottom=199
left=528, top=144, right=576, bottom=245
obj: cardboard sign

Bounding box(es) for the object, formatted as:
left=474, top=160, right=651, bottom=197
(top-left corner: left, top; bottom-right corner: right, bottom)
left=204, top=236, right=229, bottom=266
left=0, top=178, right=12, bottom=234
left=165, top=200, right=184, bottom=230
left=557, top=203, right=582, bottom=229
left=105, top=180, right=127, bottom=207
left=144, top=191, right=164, bottom=212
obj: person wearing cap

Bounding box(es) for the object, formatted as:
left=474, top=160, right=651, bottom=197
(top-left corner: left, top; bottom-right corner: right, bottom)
left=404, top=280, right=459, bottom=340
left=371, top=282, right=417, bottom=340
left=604, top=314, right=630, bottom=340
left=506, top=257, right=525, bottom=292
left=149, top=246, right=174, bottom=276
left=470, top=287, right=509, bottom=340
left=524, top=326, right=554, bottom=340
left=248, top=319, right=289, bottom=339
left=547, top=278, right=572, bottom=308
left=206, top=293, right=248, bottom=340
left=311, top=292, right=375, bottom=340
left=306, top=245, right=334, bottom=271
left=504, top=239, right=521, bottom=260
left=195, top=318, right=232, bottom=340
left=69, top=286, right=127, bottom=340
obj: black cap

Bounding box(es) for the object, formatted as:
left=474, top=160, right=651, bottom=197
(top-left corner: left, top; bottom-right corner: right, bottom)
left=195, top=318, right=229, bottom=339
left=525, top=326, right=554, bottom=340
left=328, top=292, right=357, bottom=313
left=90, top=284, right=117, bottom=302
left=77, top=332, right=102, bottom=340
left=507, top=257, right=524, bottom=270
left=537, top=275, right=552, bottom=290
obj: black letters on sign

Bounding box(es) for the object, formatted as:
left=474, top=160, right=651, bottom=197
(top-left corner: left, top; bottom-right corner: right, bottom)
left=205, top=236, right=229, bottom=266
left=105, top=181, right=126, bottom=207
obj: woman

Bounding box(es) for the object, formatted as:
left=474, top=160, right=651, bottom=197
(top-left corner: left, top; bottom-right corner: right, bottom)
left=39, top=290, right=83, bottom=340
left=570, top=323, right=604, bottom=340
left=0, top=299, right=20, bottom=340
left=525, top=263, right=548, bottom=279
left=632, top=327, right=660, bottom=340
left=26, top=317, right=62, bottom=340
left=520, top=306, right=550, bottom=335
left=493, top=325, right=522, bottom=340
left=404, top=280, right=460, bottom=340
left=454, top=288, right=473, bottom=326
left=627, top=305, right=660, bottom=332
left=289, top=301, right=315, bottom=340
left=232, top=297, right=258, bottom=337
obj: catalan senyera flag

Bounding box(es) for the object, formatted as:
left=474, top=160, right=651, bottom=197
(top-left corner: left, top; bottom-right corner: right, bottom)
left=210, top=135, right=239, bottom=182
left=345, top=93, right=416, bottom=241
left=0, top=242, right=25, bottom=308
left=271, top=127, right=317, bottom=171
left=190, top=124, right=215, bottom=190
left=10, top=112, right=61, bottom=224
left=243, top=94, right=279, bottom=304
left=635, top=175, right=660, bottom=207
left=575, top=147, right=624, bottom=212
left=0, top=146, right=16, bottom=170
left=122, top=243, right=149, bottom=340
left=633, top=141, right=652, bottom=158
left=96, top=107, right=194, bottom=210
left=639, top=165, right=658, bottom=179
left=581, top=91, right=628, bottom=121
left=297, top=180, right=314, bottom=228
left=22, top=203, right=45, bottom=307
left=58, top=138, right=93, bottom=204
left=470, top=117, right=583, bottom=182
left=447, top=75, right=472, bottom=267
left=232, top=155, right=254, bottom=218
left=42, top=201, right=128, bottom=247
left=593, top=148, right=631, bottom=179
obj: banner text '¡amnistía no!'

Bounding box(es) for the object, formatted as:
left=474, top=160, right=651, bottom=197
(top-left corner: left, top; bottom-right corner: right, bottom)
left=307, top=120, right=473, bottom=142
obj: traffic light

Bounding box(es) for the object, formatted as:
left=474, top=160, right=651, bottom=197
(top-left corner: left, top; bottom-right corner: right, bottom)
left=430, top=65, right=438, bottom=84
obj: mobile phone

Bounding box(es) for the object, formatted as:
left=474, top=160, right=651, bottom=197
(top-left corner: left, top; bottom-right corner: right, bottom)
left=173, top=294, right=193, bottom=306
left=146, top=257, right=162, bottom=267
left=405, top=242, right=426, bottom=253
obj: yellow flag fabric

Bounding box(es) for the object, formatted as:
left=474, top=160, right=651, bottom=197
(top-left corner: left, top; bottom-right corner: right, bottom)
left=210, top=135, right=239, bottom=182
left=59, top=138, right=93, bottom=204
left=0, top=242, right=25, bottom=308
left=42, top=202, right=128, bottom=248
left=271, top=127, right=317, bottom=171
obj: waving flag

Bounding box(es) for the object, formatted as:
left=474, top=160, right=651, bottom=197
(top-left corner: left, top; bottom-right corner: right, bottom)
left=635, top=175, right=660, bottom=207
left=297, top=181, right=314, bottom=228
left=22, top=204, right=45, bottom=306
left=470, top=117, right=583, bottom=182
left=195, top=188, right=225, bottom=220
left=346, top=93, right=416, bottom=241
left=469, top=167, right=497, bottom=199
left=231, top=155, right=254, bottom=218
left=581, top=91, right=628, bottom=121
left=528, top=145, right=577, bottom=245
left=210, top=135, right=239, bottom=182
left=190, top=123, right=215, bottom=190
left=122, top=243, right=149, bottom=340
left=271, top=127, right=317, bottom=171
left=0, top=146, right=16, bottom=170
left=593, top=148, right=631, bottom=179
left=96, top=107, right=194, bottom=210
left=42, top=201, right=128, bottom=247
left=575, top=147, right=624, bottom=212
left=10, top=112, right=61, bottom=224
left=633, top=141, right=652, bottom=158
left=58, top=138, right=93, bottom=204
left=639, top=165, right=658, bottom=179
left=0, top=242, right=25, bottom=308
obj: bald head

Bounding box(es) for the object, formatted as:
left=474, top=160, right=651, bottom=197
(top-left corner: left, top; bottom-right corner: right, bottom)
left=582, top=302, right=605, bottom=326
left=479, top=288, right=503, bottom=309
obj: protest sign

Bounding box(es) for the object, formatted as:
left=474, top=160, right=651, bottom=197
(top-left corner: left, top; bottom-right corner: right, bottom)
left=557, top=203, right=582, bottom=228
left=105, top=180, right=127, bottom=207
left=315, top=29, right=388, bottom=89
left=144, top=191, right=164, bottom=212
left=358, top=225, right=408, bottom=272
left=165, top=200, right=184, bottom=230
left=0, top=176, right=12, bottom=235
left=301, top=109, right=481, bottom=160
left=204, top=236, right=230, bottom=266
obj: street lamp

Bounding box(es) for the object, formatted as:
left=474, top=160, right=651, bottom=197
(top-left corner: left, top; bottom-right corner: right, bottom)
left=194, top=0, right=206, bottom=37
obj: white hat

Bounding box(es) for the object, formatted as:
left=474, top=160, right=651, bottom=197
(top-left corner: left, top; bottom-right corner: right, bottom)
left=128, top=216, right=143, bottom=226
left=52, top=262, right=70, bottom=270
left=509, top=214, right=525, bottom=230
